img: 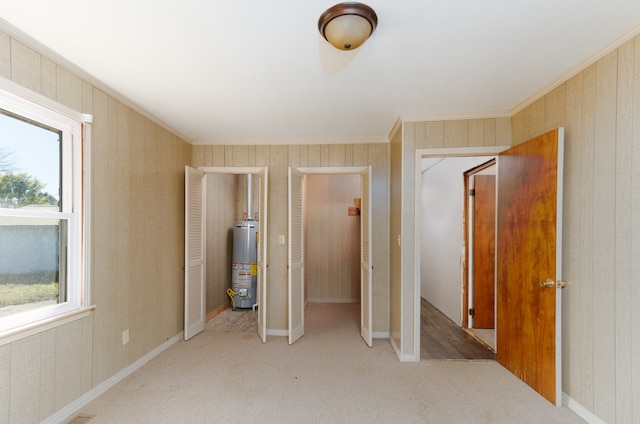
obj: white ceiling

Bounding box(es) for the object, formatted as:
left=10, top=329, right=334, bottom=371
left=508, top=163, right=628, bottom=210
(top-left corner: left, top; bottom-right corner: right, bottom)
left=1, top=1, right=640, bottom=144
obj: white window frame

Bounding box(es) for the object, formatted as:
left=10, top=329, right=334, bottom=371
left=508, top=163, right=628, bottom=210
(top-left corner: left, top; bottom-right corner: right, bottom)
left=0, top=78, right=93, bottom=342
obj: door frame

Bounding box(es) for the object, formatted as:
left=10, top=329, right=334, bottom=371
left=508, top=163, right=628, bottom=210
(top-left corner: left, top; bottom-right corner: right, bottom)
left=462, top=160, right=497, bottom=331
left=414, top=146, right=509, bottom=360
left=290, top=166, right=372, bottom=345
left=197, top=166, right=269, bottom=342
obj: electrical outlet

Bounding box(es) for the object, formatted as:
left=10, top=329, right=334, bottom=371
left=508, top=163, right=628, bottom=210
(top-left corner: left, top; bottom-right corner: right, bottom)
left=122, top=329, right=129, bottom=345
left=278, top=235, right=285, bottom=245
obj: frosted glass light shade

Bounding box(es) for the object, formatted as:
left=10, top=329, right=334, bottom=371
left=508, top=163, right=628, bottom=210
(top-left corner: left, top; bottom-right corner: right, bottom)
left=318, top=3, right=378, bottom=51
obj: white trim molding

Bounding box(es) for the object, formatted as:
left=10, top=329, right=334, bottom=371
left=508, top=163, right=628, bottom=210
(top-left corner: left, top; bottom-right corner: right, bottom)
left=42, top=332, right=183, bottom=424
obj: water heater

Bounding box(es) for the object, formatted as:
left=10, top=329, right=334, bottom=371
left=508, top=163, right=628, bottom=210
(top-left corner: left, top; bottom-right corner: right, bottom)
left=231, top=220, right=258, bottom=309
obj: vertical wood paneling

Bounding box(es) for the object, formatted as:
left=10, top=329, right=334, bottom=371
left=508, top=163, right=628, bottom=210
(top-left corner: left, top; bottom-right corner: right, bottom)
left=2, top=31, right=191, bottom=424
left=211, top=145, right=225, bottom=166
left=0, top=344, right=9, bottom=423
left=38, top=329, right=56, bottom=420
left=544, top=83, right=567, bottom=133
left=511, top=112, right=525, bottom=145
left=563, top=71, right=584, bottom=399
left=299, top=145, right=309, bottom=167
left=56, top=65, right=83, bottom=111
left=10, top=39, right=40, bottom=93
left=614, top=39, right=634, bottom=424
left=413, top=121, right=427, bottom=150
left=511, top=36, right=640, bottom=423
left=192, top=145, right=205, bottom=167
left=444, top=120, right=467, bottom=147
left=329, top=144, right=346, bottom=166
left=496, top=117, right=512, bottom=145
left=255, top=145, right=269, bottom=167
left=305, top=174, right=360, bottom=302
left=0, top=31, right=10, bottom=79
left=425, top=121, right=444, bottom=147
left=10, top=336, right=41, bottom=423
left=579, top=63, right=597, bottom=411
left=224, top=145, right=233, bottom=166
left=320, top=144, right=330, bottom=166
left=41, top=57, right=56, bottom=100
left=345, top=144, right=353, bottom=166
left=523, top=98, right=545, bottom=140
left=90, top=87, right=111, bottom=384
left=352, top=144, right=368, bottom=166
left=483, top=118, right=496, bottom=145
left=592, top=50, right=618, bottom=424
left=54, top=321, right=83, bottom=410
left=632, top=34, right=640, bottom=424
left=288, top=145, right=302, bottom=168
left=206, top=174, right=235, bottom=312
left=308, top=145, right=321, bottom=166
left=469, top=119, right=485, bottom=146
left=128, top=111, right=147, bottom=363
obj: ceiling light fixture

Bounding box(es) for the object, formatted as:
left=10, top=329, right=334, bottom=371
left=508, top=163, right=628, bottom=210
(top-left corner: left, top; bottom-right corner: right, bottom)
left=318, top=2, right=378, bottom=51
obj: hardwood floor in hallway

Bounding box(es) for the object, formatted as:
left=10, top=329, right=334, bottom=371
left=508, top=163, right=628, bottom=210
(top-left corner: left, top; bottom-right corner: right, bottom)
left=420, top=297, right=495, bottom=360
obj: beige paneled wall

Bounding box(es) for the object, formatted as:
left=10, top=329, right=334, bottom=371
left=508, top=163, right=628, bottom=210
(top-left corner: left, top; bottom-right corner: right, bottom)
left=391, top=117, right=512, bottom=358
left=192, top=143, right=390, bottom=334
left=205, top=174, right=236, bottom=314
left=0, top=28, right=191, bottom=422
left=305, top=174, right=361, bottom=303
left=389, top=125, right=402, bottom=351
left=512, top=35, right=640, bottom=424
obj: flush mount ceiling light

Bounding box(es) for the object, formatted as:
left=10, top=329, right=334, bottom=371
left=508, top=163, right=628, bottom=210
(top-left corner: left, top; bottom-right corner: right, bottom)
left=318, top=2, right=378, bottom=51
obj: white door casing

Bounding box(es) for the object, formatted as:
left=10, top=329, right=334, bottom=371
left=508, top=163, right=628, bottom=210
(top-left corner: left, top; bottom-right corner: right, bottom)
left=185, top=166, right=269, bottom=342
left=257, top=168, right=268, bottom=342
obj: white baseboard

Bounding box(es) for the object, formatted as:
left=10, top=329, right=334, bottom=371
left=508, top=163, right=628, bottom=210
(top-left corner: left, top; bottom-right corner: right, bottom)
left=372, top=331, right=389, bottom=339
left=43, top=332, right=183, bottom=424
left=307, top=298, right=359, bottom=303
left=267, top=328, right=288, bottom=337
left=563, top=393, right=607, bottom=424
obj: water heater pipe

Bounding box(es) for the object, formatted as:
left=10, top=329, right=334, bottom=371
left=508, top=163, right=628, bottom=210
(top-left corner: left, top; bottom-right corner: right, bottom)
left=247, top=174, right=252, bottom=220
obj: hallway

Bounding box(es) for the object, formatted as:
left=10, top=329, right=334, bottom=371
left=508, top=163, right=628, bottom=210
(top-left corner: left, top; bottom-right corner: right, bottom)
left=420, top=297, right=495, bottom=360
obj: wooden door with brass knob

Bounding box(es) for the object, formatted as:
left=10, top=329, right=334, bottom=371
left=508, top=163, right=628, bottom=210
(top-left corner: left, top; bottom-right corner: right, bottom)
left=496, top=128, right=564, bottom=406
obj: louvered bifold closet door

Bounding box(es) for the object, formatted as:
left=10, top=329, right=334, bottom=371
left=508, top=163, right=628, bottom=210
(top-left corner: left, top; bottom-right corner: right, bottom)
left=360, top=166, right=373, bottom=347
left=288, top=168, right=305, bottom=344
left=184, top=166, right=206, bottom=340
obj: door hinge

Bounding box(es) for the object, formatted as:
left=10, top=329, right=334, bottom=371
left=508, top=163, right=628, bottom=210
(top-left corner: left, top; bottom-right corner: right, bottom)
left=469, top=188, right=475, bottom=196
left=469, top=308, right=475, bottom=316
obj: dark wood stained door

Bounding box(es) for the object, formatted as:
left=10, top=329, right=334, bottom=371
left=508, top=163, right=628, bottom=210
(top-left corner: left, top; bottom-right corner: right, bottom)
left=496, top=128, right=563, bottom=406
left=473, top=174, right=496, bottom=329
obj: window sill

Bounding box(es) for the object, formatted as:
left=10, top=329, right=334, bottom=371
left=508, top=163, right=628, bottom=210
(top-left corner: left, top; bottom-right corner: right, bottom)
left=0, top=305, right=96, bottom=346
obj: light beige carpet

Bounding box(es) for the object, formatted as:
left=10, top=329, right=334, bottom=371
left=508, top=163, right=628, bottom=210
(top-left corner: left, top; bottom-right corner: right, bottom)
left=79, top=303, right=585, bottom=423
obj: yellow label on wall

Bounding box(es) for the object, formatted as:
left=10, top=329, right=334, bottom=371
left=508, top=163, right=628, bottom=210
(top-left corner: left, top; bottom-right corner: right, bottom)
left=251, top=263, right=257, bottom=276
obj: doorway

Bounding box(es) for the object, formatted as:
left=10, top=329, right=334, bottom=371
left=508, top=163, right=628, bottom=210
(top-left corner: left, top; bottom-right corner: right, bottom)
left=288, top=166, right=373, bottom=346
left=184, top=166, right=268, bottom=342
left=419, top=154, right=498, bottom=360
left=464, top=161, right=497, bottom=350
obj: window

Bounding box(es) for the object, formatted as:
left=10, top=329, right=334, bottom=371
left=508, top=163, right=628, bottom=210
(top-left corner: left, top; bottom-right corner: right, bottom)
left=0, top=83, right=88, bottom=337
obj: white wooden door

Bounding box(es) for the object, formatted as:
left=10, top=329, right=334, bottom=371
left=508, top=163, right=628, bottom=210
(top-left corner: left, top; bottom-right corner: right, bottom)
left=257, top=168, right=268, bottom=342
left=288, top=168, right=305, bottom=344
left=184, top=166, right=205, bottom=340
left=360, top=166, right=373, bottom=347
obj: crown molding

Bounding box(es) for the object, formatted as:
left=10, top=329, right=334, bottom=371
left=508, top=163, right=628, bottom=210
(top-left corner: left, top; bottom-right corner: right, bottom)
left=0, top=18, right=192, bottom=143
left=510, top=22, right=640, bottom=115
